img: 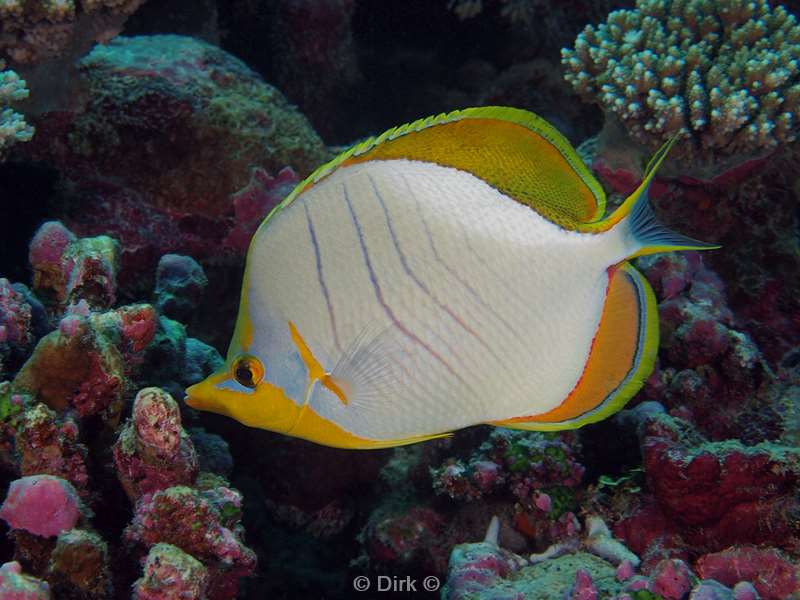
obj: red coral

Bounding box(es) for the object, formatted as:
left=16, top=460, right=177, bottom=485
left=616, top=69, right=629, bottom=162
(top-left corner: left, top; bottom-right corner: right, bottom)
left=695, top=546, right=800, bottom=600
left=223, top=166, right=299, bottom=253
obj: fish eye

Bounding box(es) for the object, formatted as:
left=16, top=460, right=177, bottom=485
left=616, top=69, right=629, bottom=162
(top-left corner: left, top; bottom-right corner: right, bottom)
left=232, top=355, right=264, bottom=389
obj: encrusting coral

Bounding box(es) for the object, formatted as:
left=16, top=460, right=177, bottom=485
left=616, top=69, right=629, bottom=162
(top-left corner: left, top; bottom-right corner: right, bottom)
left=562, top=0, right=800, bottom=178
left=0, top=59, right=33, bottom=158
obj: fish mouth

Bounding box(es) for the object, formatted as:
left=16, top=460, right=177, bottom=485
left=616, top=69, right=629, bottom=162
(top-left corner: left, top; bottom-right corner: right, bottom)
left=184, top=382, right=210, bottom=410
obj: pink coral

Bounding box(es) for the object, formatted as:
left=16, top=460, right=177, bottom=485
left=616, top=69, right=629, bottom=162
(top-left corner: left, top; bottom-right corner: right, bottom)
left=650, top=559, right=693, bottom=600
left=0, top=475, right=83, bottom=537
left=12, top=303, right=156, bottom=423
left=0, top=278, right=36, bottom=378
left=0, top=278, right=33, bottom=346
left=567, top=569, right=597, bottom=600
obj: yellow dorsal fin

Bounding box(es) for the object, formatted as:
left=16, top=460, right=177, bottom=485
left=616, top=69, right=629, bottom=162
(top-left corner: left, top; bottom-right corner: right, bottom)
left=267, top=107, right=607, bottom=231
left=490, top=262, right=658, bottom=431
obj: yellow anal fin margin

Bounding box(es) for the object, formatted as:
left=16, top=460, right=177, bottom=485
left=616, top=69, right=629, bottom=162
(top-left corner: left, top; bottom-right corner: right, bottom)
left=490, top=262, right=658, bottom=431
left=289, top=402, right=453, bottom=449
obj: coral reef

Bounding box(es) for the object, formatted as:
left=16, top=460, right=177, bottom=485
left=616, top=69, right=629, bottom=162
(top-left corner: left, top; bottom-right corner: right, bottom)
left=132, top=543, right=209, bottom=600
left=0, top=2, right=799, bottom=598
left=29, top=221, right=119, bottom=314
left=125, top=485, right=256, bottom=599
left=0, top=561, right=51, bottom=599
left=14, top=403, right=89, bottom=498
left=0, top=219, right=248, bottom=597
left=268, top=0, right=361, bottom=140
left=431, top=428, right=584, bottom=546
left=223, top=166, right=299, bottom=254
left=0, top=0, right=146, bottom=65
left=113, top=387, right=198, bottom=501
left=12, top=301, right=156, bottom=423
left=442, top=516, right=797, bottom=600
left=563, top=0, right=800, bottom=180
left=0, top=279, right=35, bottom=379
left=153, top=254, right=208, bottom=322
left=636, top=253, right=772, bottom=441
left=25, top=34, right=327, bottom=218
left=0, top=60, right=33, bottom=158
left=46, top=529, right=112, bottom=599
left=0, top=475, right=86, bottom=538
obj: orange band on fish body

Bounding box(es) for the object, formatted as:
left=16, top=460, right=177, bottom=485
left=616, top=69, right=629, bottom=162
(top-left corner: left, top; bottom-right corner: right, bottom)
left=288, top=320, right=349, bottom=406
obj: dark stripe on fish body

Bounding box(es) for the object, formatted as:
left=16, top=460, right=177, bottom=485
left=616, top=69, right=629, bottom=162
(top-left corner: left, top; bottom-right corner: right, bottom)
left=304, top=201, right=342, bottom=352
left=341, top=180, right=473, bottom=392
left=402, top=174, right=529, bottom=350
left=368, top=174, right=513, bottom=376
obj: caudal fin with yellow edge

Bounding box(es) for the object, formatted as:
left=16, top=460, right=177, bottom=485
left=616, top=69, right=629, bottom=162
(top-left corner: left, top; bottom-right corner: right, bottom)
left=591, top=135, right=720, bottom=257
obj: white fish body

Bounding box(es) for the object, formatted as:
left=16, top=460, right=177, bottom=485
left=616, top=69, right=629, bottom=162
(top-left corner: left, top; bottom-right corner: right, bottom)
left=185, top=107, right=716, bottom=449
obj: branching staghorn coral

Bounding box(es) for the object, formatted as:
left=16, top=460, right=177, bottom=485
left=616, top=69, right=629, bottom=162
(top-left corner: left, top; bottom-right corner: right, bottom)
left=0, top=0, right=146, bottom=64
left=0, top=59, right=33, bottom=158
left=562, top=0, right=800, bottom=164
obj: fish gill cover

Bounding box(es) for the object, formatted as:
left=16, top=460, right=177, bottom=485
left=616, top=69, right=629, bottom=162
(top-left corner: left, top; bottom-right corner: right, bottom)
left=0, top=0, right=798, bottom=599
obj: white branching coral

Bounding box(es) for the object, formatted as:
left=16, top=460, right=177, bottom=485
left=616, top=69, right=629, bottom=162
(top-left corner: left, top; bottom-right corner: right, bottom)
left=0, top=59, right=33, bottom=158
left=562, top=0, right=800, bottom=162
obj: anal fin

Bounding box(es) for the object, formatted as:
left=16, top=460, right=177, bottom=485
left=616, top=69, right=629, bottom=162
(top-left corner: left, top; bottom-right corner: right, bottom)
left=490, top=262, right=658, bottom=431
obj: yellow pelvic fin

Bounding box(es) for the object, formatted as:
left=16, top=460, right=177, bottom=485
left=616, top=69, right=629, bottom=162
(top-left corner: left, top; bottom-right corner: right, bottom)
left=490, top=262, right=658, bottom=431
left=267, top=107, right=607, bottom=231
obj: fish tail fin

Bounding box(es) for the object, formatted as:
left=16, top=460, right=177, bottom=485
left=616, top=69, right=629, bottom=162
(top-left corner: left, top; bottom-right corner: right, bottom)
left=598, top=134, right=720, bottom=257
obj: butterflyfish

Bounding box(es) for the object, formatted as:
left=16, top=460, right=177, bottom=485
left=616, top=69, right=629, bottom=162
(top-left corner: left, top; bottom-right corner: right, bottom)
left=185, top=106, right=716, bottom=449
